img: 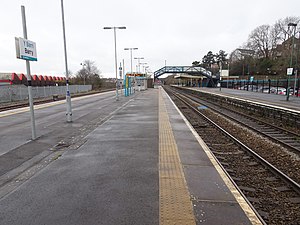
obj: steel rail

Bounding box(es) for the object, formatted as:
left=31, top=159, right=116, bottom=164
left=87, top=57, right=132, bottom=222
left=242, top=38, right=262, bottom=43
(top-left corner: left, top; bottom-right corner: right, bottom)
left=170, top=88, right=300, bottom=195
left=175, top=87, right=300, bottom=155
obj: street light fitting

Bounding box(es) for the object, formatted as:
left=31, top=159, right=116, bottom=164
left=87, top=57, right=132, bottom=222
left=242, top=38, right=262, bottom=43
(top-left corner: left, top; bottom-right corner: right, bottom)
left=103, top=25, right=126, bottom=101
left=286, top=22, right=297, bottom=101
left=124, top=47, right=138, bottom=50
left=103, top=26, right=126, bottom=30
left=288, top=23, right=297, bottom=27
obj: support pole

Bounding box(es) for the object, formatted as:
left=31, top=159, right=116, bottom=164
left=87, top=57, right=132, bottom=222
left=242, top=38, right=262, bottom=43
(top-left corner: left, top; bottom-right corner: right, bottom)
left=21, top=5, right=36, bottom=140
left=119, top=62, right=122, bottom=95
left=61, top=0, right=72, bottom=122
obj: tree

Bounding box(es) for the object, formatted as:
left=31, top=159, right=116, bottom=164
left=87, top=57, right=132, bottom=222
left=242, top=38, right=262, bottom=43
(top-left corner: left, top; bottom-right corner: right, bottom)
left=215, top=50, right=228, bottom=67
left=247, top=24, right=273, bottom=59
left=202, top=51, right=215, bottom=69
left=274, top=16, right=300, bottom=43
left=192, top=61, right=200, bottom=66
left=230, top=16, right=300, bottom=76
left=74, top=60, right=102, bottom=89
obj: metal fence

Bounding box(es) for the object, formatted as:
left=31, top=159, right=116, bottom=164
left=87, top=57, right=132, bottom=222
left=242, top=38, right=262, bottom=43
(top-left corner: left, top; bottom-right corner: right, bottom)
left=221, top=78, right=300, bottom=96
left=0, top=85, right=92, bottom=103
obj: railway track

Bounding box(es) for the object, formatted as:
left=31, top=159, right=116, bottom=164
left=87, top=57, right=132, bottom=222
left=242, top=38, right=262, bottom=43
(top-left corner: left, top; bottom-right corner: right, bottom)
left=170, top=86, right=300, bottom=185
left=175, top=87, right=300, bottom=155
left=164, top=86, right=300, bottom=225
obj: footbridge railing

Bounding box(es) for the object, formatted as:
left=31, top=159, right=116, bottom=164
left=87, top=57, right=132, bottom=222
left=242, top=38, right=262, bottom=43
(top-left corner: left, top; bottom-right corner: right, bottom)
left=154, top=66, right=212, bottom=80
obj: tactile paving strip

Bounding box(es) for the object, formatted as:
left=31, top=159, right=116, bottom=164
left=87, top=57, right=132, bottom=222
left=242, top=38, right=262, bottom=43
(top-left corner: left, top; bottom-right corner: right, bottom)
left=159, top=90, right=196, bottom=225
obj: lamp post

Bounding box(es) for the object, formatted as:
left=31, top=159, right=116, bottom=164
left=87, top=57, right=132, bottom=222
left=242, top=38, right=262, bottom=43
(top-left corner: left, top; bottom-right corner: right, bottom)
left=143, top=65, right=149, bottom=89
left=287, top=22, right=297, bottom=101
left=134, top=57, right=144, bottom=73
left=219, top=61, right=222, bottom=91
left=80, top=62, right=86, bottom=85
left=134, top=57, right=144, bottom=91
left=124, top=48, right=138, bottom=77
left=61, top=0, right=72, bottom=122
left=293, top=31, right=300, bottom=96
left=103, top=26, right=126, bottom=101
left=140, top=63, right=147, bottom=72
left=124, top=48, right=138, bottom=94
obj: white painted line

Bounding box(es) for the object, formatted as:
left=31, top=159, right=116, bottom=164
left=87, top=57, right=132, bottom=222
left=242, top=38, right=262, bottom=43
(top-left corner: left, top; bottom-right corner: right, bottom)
left=0, top=91, right=114, bottom=118
left=187, top=87, right=300, bottom=114
left=162, top=88, right=263, bottom=225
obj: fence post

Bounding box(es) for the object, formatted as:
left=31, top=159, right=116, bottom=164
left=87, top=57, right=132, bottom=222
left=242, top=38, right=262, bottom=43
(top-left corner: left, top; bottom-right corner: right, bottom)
left=19, top=86, right=22, bottom=100
left=9, top=86, right=12, bottom=102
left=297, top=78, right=300, bottom=97
left=286, top=79, right=289, bottom=96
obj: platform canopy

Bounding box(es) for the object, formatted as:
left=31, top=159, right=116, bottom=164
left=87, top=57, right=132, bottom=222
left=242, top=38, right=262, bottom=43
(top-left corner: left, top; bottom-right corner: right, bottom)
left=154, top=66, right=212, bottom=80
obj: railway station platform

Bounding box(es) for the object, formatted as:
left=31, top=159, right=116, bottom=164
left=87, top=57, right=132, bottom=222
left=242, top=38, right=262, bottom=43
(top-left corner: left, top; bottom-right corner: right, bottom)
left=184, top=87, right=300, bottom=113
left=0, top=88, right=262, bottom=225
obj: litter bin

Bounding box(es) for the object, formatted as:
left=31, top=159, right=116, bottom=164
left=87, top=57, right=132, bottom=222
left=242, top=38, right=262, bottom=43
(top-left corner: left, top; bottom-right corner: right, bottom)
left=53, top=94, right=58, bottom=101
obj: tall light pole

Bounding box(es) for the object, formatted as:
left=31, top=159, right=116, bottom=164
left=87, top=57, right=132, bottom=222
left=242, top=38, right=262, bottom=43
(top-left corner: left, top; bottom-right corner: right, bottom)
left=124, top=48, right=138, bottom=94
left=124, top=47, right=138, bottom=77
left=219, top=61, right=222, bottom=91
left=60, top=0, right=72, bottom=122
left=295, top=31, right=300, bottom=95
left=134, top=57, right=144, bottom=73
left=103, top=26, right=126, bottom=101
left=140, top=62, right=147, bottom=76
left=287, top=22, right=297, bottom=101
left=134, top=57, right=144, bottom=92
left=80, top=62, right=86, bottom=85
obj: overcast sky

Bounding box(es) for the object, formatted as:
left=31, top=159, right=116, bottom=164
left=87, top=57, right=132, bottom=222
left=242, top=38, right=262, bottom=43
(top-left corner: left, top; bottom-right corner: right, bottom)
left=1, top=0, right=299, bottom=78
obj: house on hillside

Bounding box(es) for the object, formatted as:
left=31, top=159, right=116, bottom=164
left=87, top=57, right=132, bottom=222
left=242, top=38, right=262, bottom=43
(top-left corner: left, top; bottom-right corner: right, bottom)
left=273, top=37, right=300, bottom=59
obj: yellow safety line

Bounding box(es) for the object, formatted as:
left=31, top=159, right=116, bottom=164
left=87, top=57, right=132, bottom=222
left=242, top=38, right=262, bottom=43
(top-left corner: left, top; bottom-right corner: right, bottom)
left=166, top=89, right=263, bottom=225
left=159, top=89, right=196, bottom=225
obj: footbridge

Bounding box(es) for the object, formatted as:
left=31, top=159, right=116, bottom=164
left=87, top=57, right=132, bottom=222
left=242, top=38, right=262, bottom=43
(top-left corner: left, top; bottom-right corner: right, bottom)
left=154, top=66, right=212, bottom=80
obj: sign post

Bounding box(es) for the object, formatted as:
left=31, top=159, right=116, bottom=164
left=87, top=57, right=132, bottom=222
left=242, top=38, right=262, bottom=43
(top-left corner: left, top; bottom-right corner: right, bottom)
left=287, top=68, right=293, bottom=101
left=15, top=37, right=37, bottom=61
left=61, top=0, right=72, bottom=122
left=15, top=6, right=37, bottom=140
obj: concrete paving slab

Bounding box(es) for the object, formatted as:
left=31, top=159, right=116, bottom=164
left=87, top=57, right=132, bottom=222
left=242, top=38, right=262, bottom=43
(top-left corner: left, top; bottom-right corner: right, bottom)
left=160, top=88, right=260, bottom=224
left=193, top=201, right=252, bottom=225
left=0, top=90, right=159, bottom=225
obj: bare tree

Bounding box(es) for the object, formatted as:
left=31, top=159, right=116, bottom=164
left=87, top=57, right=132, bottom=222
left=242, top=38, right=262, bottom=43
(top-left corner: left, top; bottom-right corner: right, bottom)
left=274, top=16, right=300, bottom=43
left=247, top=24, right=274, bottom=59
left=74, top=60, right=102, bottom=88
left=77, top=60, right=101, bottom=82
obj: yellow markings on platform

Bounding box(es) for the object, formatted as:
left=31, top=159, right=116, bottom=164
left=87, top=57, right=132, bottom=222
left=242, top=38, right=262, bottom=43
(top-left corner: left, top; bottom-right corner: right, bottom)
left=169, top=90, right=263, bottom=225
left=159, top=90, right=196, bottom=225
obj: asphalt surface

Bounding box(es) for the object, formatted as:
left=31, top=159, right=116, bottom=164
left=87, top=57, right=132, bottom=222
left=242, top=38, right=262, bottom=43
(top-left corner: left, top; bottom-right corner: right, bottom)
left=0, top=88, right=260, bottom=224
left=0, top=89, right=159, bottom=225
left=161, top=89, right=255, bottom=225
